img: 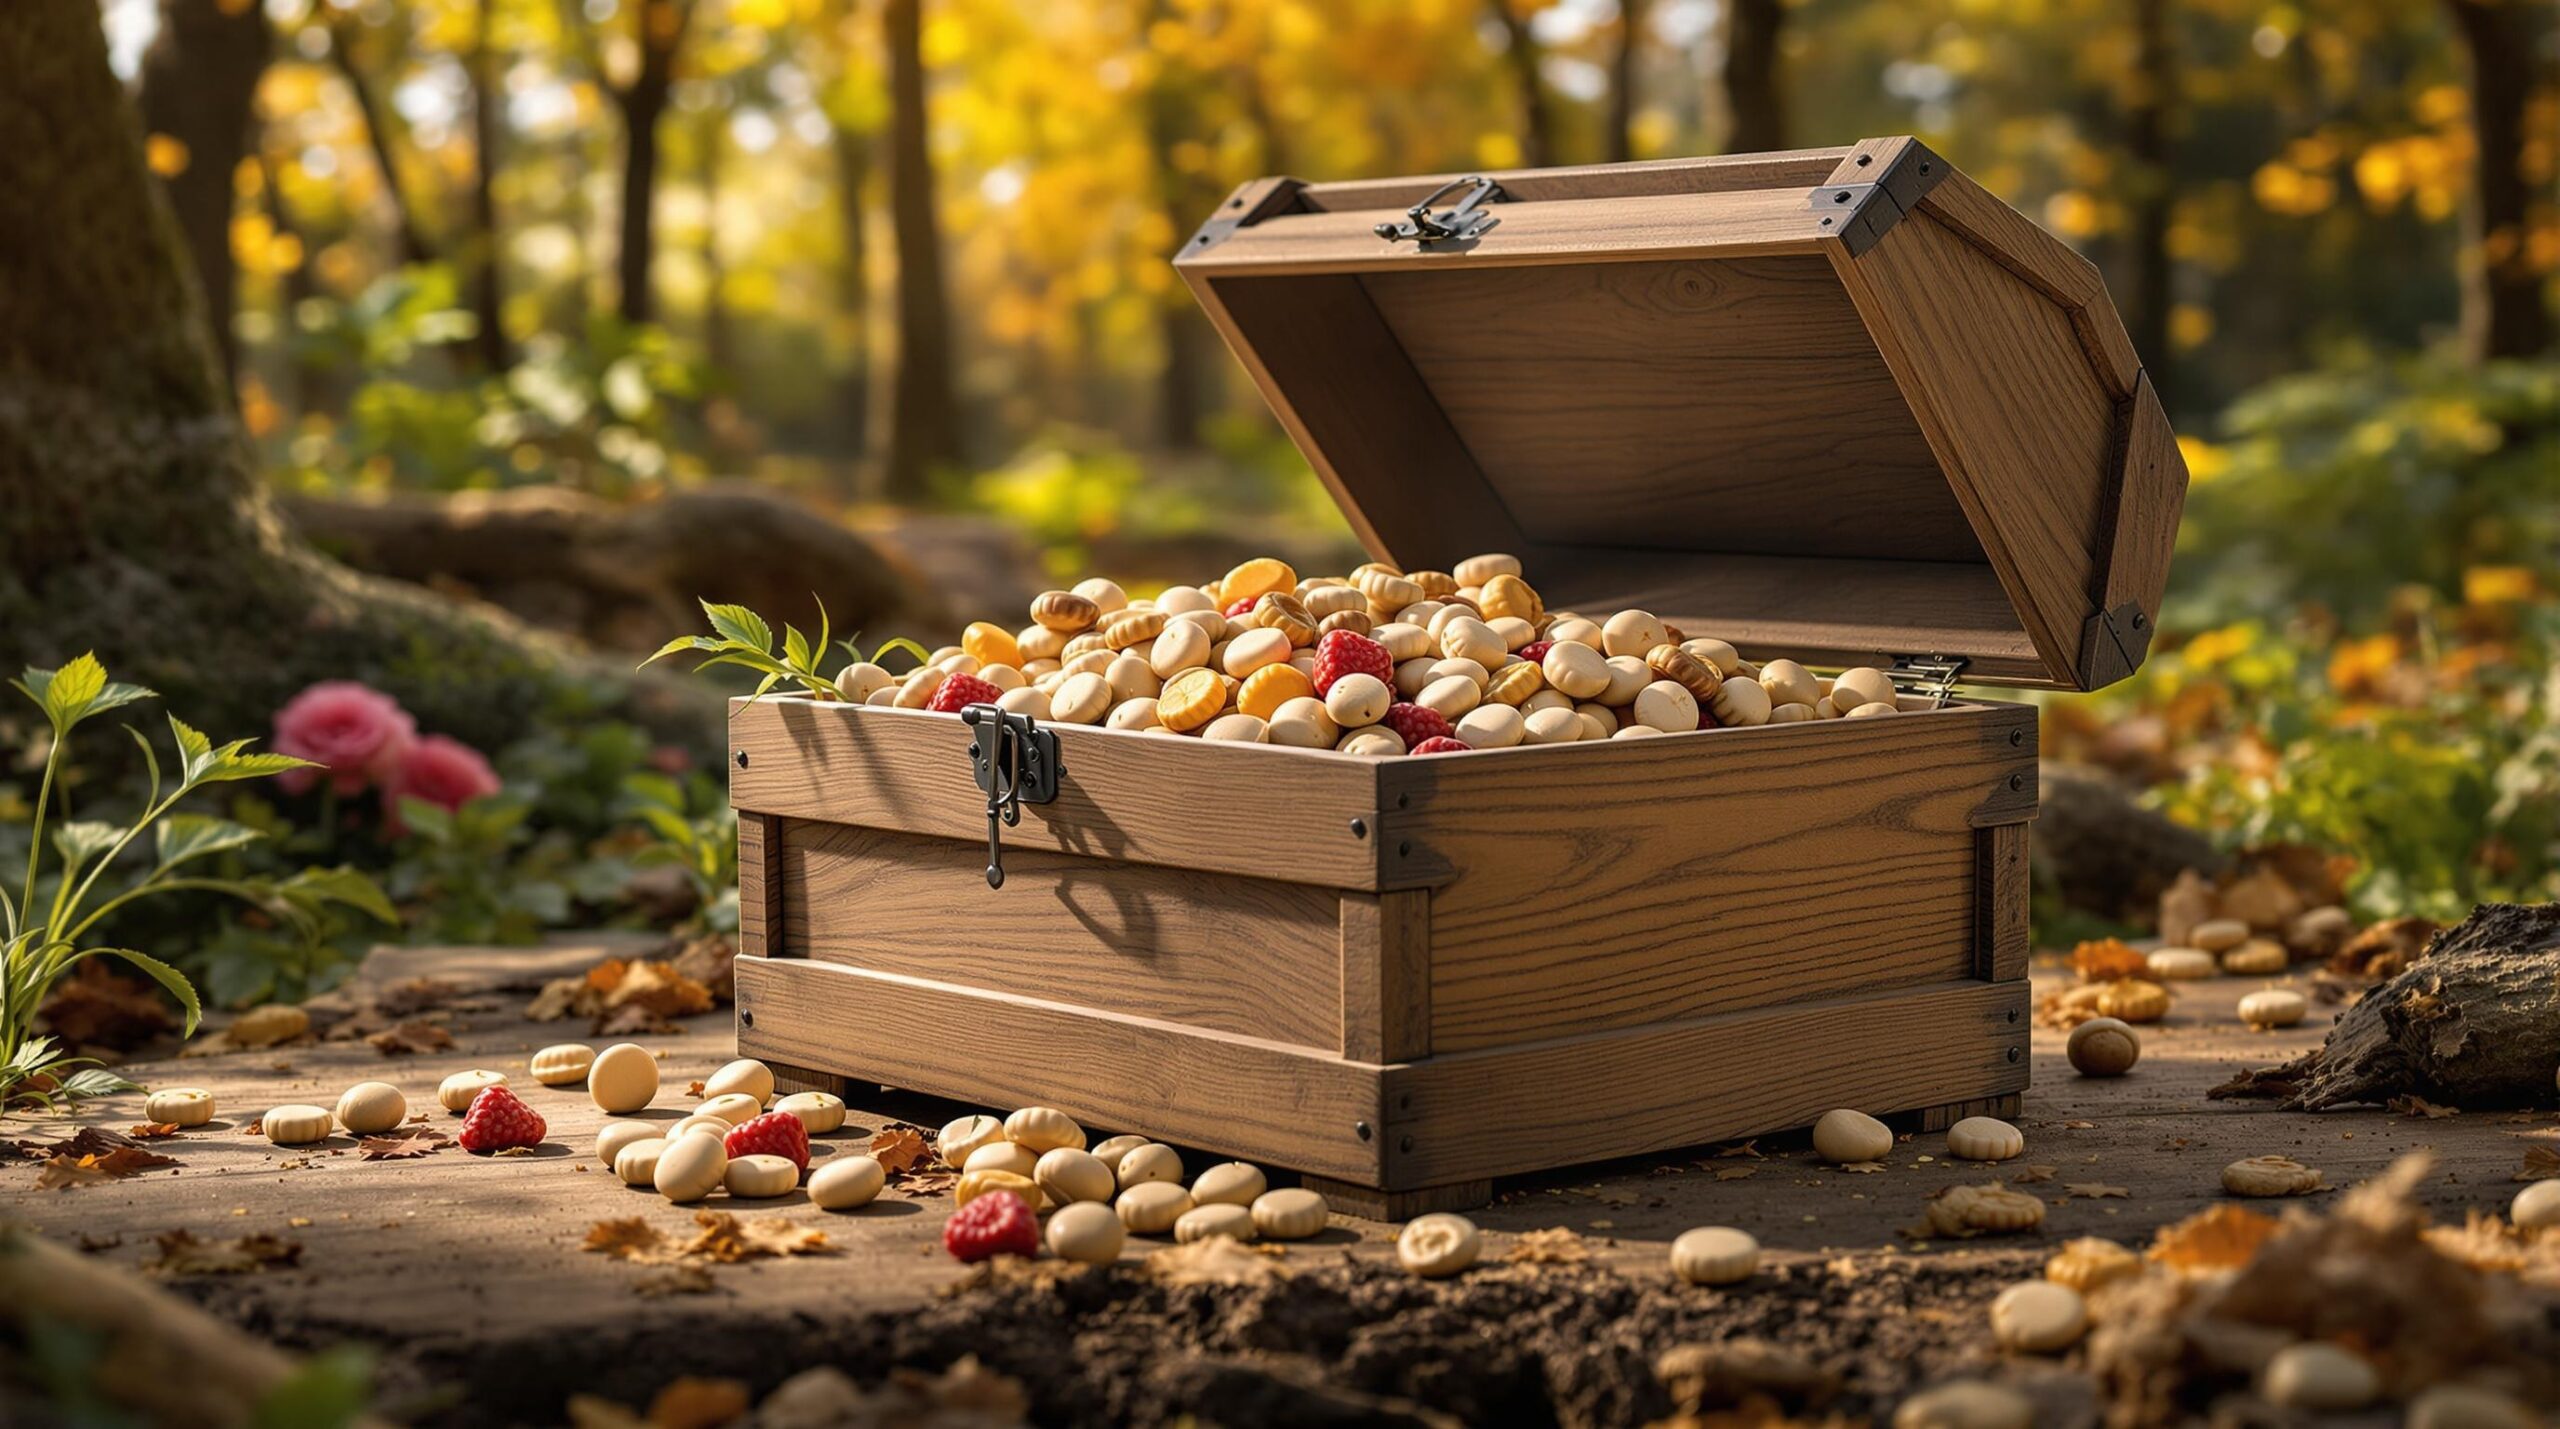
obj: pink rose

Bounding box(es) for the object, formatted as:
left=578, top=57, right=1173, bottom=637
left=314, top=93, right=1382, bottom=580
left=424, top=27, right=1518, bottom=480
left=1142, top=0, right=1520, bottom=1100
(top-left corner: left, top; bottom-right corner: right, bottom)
left=382, top=736, right=502, bottom=834
left=272, top=682, right=416, bottom=796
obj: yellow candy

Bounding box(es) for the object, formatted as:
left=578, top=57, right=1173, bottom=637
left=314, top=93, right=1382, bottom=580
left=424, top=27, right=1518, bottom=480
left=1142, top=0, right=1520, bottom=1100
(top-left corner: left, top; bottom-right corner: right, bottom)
left=1479, top=574, right=1544, bottom=623
left=1221, top=558, right=1297, bottom=607
left=1159, top=668, right=1228, bottom=732
left=1237, top=664, right=1314, bottom=721
left=961, top=622, right=1023, bottom=669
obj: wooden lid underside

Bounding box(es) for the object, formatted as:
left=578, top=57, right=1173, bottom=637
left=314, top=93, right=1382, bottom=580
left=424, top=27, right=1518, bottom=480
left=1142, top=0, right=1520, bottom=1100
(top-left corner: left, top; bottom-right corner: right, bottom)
left=1176, top=140, right=2189, bottom=691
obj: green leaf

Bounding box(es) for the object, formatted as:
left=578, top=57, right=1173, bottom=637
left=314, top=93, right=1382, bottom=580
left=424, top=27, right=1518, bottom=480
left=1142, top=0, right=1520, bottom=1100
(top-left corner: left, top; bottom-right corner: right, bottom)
left=168, top=714, right=214, bottom=782
left=277, top=866, right=400, bottom=927
left=50, top=821, right=124, bottom=875
left=640, top=634, right=720, bottom=669
left=783, top=623, right=814, bottom=674
left=19, top=654, right=103, bottom=735
left=194, top=745, right=315, bottom=785
left=76, top=947, right=201, bottom=1039
left=155, top=814, right=266, bottom=872
left=251, top=1346, right=376, bottom=1429
left=394, top=797, right=454, bottom=842
left=699, top=600, right=774, bottom=654
left=56, top=1066, right=142, bottom=1099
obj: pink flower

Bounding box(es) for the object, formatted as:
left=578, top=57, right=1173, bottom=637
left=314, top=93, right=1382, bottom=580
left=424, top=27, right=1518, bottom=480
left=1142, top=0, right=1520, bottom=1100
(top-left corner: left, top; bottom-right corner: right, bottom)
left=647, top=744, right=692, bottom=775
left=382, top=736, right=502, bottom=834
left=272, top=682, right=416, bottom=796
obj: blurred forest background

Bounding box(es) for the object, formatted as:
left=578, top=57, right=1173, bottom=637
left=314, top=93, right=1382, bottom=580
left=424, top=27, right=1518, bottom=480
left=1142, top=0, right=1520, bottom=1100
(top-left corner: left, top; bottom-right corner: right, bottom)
left=0, top=0, right=2551, bottom=1015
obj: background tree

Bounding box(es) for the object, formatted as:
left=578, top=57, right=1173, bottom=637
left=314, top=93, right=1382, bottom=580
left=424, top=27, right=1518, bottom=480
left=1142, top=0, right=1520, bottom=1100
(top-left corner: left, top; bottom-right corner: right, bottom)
left=605, top=0, right=696, bottom=325
left=135, top=0, right=271, bottom=380
left=881, top=0, right=959, bottom=500
left=2441, top=0, right=2555, bottom=361
left=1724, top=0, right=1787, bottom=152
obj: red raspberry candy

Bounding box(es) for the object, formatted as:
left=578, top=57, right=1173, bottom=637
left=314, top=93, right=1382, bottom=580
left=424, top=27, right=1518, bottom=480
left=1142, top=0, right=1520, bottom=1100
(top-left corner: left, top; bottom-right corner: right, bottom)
left=1378, top=702, right=1453, bottom=752
left=1410, top=736, right=1471, bottom=755
left=457, top=1085, right=546, bottom=1153
left=927, top=673, right=1004, bottom=714
left=943, top=1188, right=1041, bottom=1263
left=1309, top=629, right=1395, bottom=697
left=1224, top=597, right=1259, bottom=618
left=1519, top=640, right=1554, bottom=665
left=723, top=1110, right=811, bottom=1171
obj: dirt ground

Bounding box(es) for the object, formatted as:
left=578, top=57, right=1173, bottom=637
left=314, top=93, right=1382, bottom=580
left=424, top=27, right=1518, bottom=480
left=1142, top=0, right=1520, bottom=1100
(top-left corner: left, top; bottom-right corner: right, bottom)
left=5, top=937, right=2553, bottom=1426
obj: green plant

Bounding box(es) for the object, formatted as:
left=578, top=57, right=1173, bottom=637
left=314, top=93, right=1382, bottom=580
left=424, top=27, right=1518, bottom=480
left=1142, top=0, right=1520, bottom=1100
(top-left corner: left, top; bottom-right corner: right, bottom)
left=643, top=597, right=927, bottom=700
left=0, top=656, right=390, bottom=1109
left=621, top=772, right=739, bottom=934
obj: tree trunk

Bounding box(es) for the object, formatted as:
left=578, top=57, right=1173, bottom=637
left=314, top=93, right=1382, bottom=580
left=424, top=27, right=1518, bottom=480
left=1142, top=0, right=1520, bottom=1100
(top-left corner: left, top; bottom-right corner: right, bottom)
left=882, top=0, right=962, bottom=501
left=327, top=20, right=434, bottom=268
left=1723, top=0, right=1787, bottom=153
left=2442, top=0, right=2556, bottom=362
left=698, top=115, right=732, bottom=379
left=2123, top=0, right=2176, bottom=393
left=612, top=0, right=689, bottom=327
left=465, top=0, right=509, bottom=371
left=1144, top=0, right=1212, bottom=451
left=134, top=0, right=270, bottom=383
left=0, top=0, right=712, bottom=758
left=1607, top=0, right=1646, bottom=164
left=1486, top=0, right=1553, bottom=167
left=830, top=124, right=872, bottom=465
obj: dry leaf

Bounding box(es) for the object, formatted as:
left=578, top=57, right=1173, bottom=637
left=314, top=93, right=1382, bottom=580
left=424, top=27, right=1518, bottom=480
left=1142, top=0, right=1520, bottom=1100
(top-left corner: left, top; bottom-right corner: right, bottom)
left=126, top=1122, right=181, bottom=1140
left=2067, top=1183, right=2130, bottom=1199
left=34, top=1144, right=179, bottom=1188
left=584, top=1218, right=677, bottom=1263
left=632, top=1265, right=717, bottom=1298
left=870, top=1127, right=928, bottom=1175
left=2515, top=1145, right=2560, bottom=1183
left=1712, top=1165, right=1757, bottom=1181
left=584, top=1213, right=830, bottom=1269
left=145, top=1229, right=302, bottom=1275
left=686, top=1080, right=707, bottom=1098
left=359, top=1127, right=452, bottom=1160
left=894, top=1170, right=959, bottom=1197
left=76, top=1232, right=123, bottom=1252
left=1503, top=1227, right=1592, bottom=1264
left=2011, top=1165, right=2059, bottom=1184
left=1714, top=1140, right=1765, bottom=1159
left=2147, top=1202, right=2280, bottom=1273
left=2387, top=1094, right=2460, bottom=1120
left=365, top=1020, right=454, bottom=1056
left=645, top=1376, right=749, bottom=1429
left=1836, top=1161, right=1886, bottom=1174
left=2070, top=938, right=2150, bottom=983
left=1145, top=1238, right=1290, bottom=1287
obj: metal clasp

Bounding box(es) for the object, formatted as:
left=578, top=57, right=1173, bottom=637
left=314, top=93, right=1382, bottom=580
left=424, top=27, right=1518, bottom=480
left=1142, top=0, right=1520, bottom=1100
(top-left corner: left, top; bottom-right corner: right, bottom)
left=1374, top=175, right=1504, bottom=245
left=962, top=704, right=1062, bottom=888
left=1887, top=656, right=1970, bottom=709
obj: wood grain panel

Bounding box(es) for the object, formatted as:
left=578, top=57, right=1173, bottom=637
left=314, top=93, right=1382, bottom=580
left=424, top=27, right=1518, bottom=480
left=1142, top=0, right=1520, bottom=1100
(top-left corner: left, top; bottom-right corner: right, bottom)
left=736, top=812, right=779, bottom=958
left=1975, top=821, right=2031, bottom=983
left=1180, top=186, right=1833, bottom=277
left=1360, top=256, right=1976, bottom=562
left=1915, top=173, right=2139, bottom=401
left=1382, top=702, right=2036, bottom=1049
left=729, top=699, right=1387, bottom=890
left=2104, top=372, right=2188, bottom=630
left=734, top=956, right=1387, bottom=1182
left=777, top=821, right=1344, bottom=1050
left=1830, top=212, right=2120, bottom=689
left=1340, top=891, right=1430, bottom=1062
left=1379, top=980, right=2029, bottom=1185
left=1295, top=148, right=1849, bottom=212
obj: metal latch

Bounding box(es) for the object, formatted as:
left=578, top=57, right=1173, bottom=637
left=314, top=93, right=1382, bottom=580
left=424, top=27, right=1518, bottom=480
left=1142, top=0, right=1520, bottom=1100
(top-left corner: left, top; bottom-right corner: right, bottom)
left=1374, top=175, right=1504, bottom=245
left=962, top=704, right=1062, bottom=888
left=1887, top=656, right=1970, bottom=709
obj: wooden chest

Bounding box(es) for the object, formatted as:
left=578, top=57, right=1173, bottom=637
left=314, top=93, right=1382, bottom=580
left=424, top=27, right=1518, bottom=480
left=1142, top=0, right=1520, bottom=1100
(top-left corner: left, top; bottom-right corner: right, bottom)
left=730, top=137, right=2187, bottom=1217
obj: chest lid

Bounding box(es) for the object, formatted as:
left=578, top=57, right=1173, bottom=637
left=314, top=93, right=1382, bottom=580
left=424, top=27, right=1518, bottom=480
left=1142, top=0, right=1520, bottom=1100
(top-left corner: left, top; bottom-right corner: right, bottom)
left=1174, top=138, right=2188, bottom=692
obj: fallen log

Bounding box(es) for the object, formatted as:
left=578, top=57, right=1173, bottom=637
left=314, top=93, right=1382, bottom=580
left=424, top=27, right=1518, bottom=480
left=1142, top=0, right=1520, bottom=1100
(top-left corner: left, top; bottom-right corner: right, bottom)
left=2032, top=764, right=2228, bottom=927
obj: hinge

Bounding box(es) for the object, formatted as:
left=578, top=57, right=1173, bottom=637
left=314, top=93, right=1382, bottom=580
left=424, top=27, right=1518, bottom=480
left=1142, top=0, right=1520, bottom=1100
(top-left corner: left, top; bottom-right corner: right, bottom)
left=2078, top=602, right=2153, bottom=691
left=1887, top=655, right=1970, bottom=709
left=962, top=704, right=1062, bottom=889
left=1809, top=140, right=1949, bottom=256
left=1373, top=175, right=1505, bottom=246
left=1184, top=177, right=1307, bottom=256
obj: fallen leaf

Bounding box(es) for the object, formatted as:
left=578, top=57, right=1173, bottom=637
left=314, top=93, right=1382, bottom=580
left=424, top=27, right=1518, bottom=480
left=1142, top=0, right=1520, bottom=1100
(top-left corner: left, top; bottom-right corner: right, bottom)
left=2067, top=1183, right=2130, bottom=1199
left=75, top=1232, right=123, bottom=1252
left=1144, top=1238, right=1290, bottom=1287
left=145, top=1229, right=302, bottom=1275
left=126, top=1122, right=182, bottom=1140
left=365, top=1020, right=455, bottom=1056
left=584, top=1218, right=677, bottom=1263
left=2062, top=1121, right=2096, bottom=1130
left=1503, top=1227, right=1591, bottom=1264
left=687, top=1080, right=708, bottom=1099
left=2070, top=938, right=2149, bottom=982
left=36, top=961, right=178, bottom=1050
left=646, top=1377, right=749, bottom=1429
left=2011, top=1165, right=2058, bottom=1183
left=34, top=1145, right=180, bottom=1188
left=1835, top=1161, right=1886, bottom=1175
left=584, top=1213, right=830, bottom=1269
left=359, top=1128, right=452, bottom=1160
left=870, top=1128, right=928, bottom=1175
left=2147, top=1203, right=2279, bottom=1273
left=287, top=1216, right=314, bottom=1228
left=1712, top=1165, right=1756, bottom=1181
left=2515, top=1145, right=2560, bottom=1183
left=632, top=1264, right=717, bottom=1298
left=2387, top=1094, right=2460, bottom=1120
left=894, top=1170, right=959, bottom=1197
left=1714, top=1140, right=1765, bottom=1159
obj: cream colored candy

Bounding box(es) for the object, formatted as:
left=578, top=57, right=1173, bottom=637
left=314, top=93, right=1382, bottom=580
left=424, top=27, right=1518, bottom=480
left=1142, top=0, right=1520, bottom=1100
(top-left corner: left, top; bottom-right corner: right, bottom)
left=2238, top=988, right=2307, bottom=1029
left=1202, top=713, right=1269, bottom=743
left=1004, top=1105, right=1085, bottom=1152
left=1190, top=1162, right=1268, bottom=1208
left=1669, top=1226, right=1759, bottom=1286
left=1396, top=1213, right=1480, bottom=1278
left=1455, top=703, right=1526, bottom=749
left=597, top=1120, right=658, bottom=1166
left=262, top=1104, right=334, bottom=1145
left=145, top=1087, right=216, bottom=1128
left=1072, top=577, right=1128, bottom=614
left=1049, top=671, right=1113, bottom=724
left=1116, top=1180, right=1193, bottom=1234
left=2510, top=1177, right=2560, bottom=1229
left=333, top=1081, right=408, bottom=1136
left=1989, top=1280, right=2087, bottom=1352
left=2220, top=938, right=2288, bottom=975
left=1157, top=584, right=1214, bottom=615
left=2066, top=1017, right=2141, bottom=1077
left=770, top=1091, right=847, bottom=1135
left=702, top=1058, right=775, bottom=1106
left=1681, top=637, right=1741, bottom=675
left=1148, top=619, right=1211, bottom=677
left=1454, top=553, right=1521, bottom=585
left=1438, top=617, right=1505, bottom=668
left=1035, top=1147, right=1116, bottom=1206
left=1831, top=667, right=1896, bottom=711
left=1601, top=610, right=1670, bottom=658
left=955, top=1169, right=1045, bottom=1211
left=725, top=1154, right=800, bottom=1199
left=1106, top=696, right=1161, bottom=731
left=1541, top=641, right=1612, bottom=699
left=1522, top=706, right=1585, bottom=744
left=1708, top=678, right=1771, bottom=727
left=1758, top=659, right=1821, bottom=708
left=963, top=1141, right=1040, bottom=1179
left=1597, top=655, right=1652, bottom=706
left=939, top=1114, right=1006, bottom=1167
left=2147, top=947, right=2217, bottom=981
left=439, top=1068, right=509, bottom=1112
left=1767, top=702, right=1818, bottom=723
left=2222, top=1155, right=2323, bottom=1197
left=1338, top=729, right=1405, bottom=757
left=1923, top=1184, right=2047, bottom=1235
left=695, top=1093, right=763, bottom=1126
left=996, top=685, right=1050, bottom=719
left=1088, top=1134, right=1149, bottom=1172
left=1371, top=622, right=1430, bottom=662
left=588, top=1043, right=658, bottom=1114
left=1251, top=1187, right=1329, bottom=1240
left=2260, top=1342, right=2379, bottom=1411
left=655, top=1133, right=729, bottom=1203
left=1632, top=680, right=1700, bottom=733
left=1175, top=1203, right=1258, bottom=1244
left=1576, top=704, right=1618, bottom=739
left=1392, top=656, right=1437, bottom=699
left=1417, top=674, right=1481, bottom=719
left=1614, top=725, right=1664, bottom=739
left=614, top=1137, right=670, bottom=1186
left=836, top=661, right=893, bottom=702
left=668, top=1114, right=734, bottom=1144
left=1104, top=655, right=1160, bottom=705
left=1945, top=1116, right=2025, bottom=1162
left=1222, top=628, right=1292, bottom=678
left=2044, top=1237, right=2141, bottom=1294
left=1268, top=698, right=1340, bottom=749
left=1892, top=1382, right=2032, bottom=1429
left=2407, top=1385, right=2538, bottom=1429
left=1813, top=1108, right=1894, bottom=1164
left=810, top=1154, right=887, bottom=1211
left=2190, top=917, right=2250, bottom=951
left=530, top=1043, right=596, bottom=1086
left=1116, top=1142, right=1183, bottom=1189
left=1322, top=673, right=1391, bottom=729
left=1046, top=1200, right=1127, bottom=1263
left=1844, top=701, right=1899, bottom=719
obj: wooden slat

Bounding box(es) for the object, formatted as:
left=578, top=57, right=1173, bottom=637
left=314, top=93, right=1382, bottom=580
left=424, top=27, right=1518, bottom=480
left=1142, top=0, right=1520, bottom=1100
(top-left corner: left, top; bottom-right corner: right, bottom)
left=1975, top=821, right=2032, bottom=983
left=1180, top=187, right=1834, bottom=277
left=1380, top=701, right=2036, bottom=1050
left=1915, top=173, right=2141, bottom=401
left=734, top=956, right=1387, bottom=1182
left=1339, top=890, right=1431, bottom=1062
left=729, top=699, right=1387, bottom=890
left=1379, top=979, right=2029, bottom=1186
left=778, top=821, right=1344, bottom=1050
left=1294, top=147, right=1850, bottom=212
left=735, top=812, right=780, bottom=958
left=2103, top=371, right=2189, bottom=632
left=1829, top=211, right=2120, bottom=689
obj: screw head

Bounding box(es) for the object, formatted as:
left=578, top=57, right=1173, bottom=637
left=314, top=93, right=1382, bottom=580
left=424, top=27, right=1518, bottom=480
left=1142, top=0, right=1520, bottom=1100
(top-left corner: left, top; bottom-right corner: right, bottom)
left=2007, top=1046, right=2021, bottom=1063
left=2007, top=772, right=2025, bottom=792
left=1354, top=1121, right=1373, bottom=1142
left=1349, top=817, right=1369, bottom=839
left=2009, top=728, right=2025, bottom=747
left=1398, top=1134, right=1415, bottom=1153
left=733, top=750, right=749, bottom=768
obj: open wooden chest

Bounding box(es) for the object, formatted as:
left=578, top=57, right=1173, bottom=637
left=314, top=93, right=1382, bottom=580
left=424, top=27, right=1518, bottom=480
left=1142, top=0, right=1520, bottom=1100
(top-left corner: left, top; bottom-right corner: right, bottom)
left=729, top=137, right=2187, bottom=1217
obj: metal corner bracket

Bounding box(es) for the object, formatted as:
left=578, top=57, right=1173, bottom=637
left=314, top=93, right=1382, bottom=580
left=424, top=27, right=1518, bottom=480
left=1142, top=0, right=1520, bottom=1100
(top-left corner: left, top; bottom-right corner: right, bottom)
left=1809, top=141, right=1950, bottom=257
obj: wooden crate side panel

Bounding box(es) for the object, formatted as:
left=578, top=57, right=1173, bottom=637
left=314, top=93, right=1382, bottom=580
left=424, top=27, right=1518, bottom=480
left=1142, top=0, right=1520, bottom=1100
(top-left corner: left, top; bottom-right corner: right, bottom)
left=1339, top=890, right=1431, bottom=1062
left=777, top=821, right=1344, bottom=1051
left=1292, top=147, right=1852, bottom=212
left=1975, top=821, right=2032, bottom=983
left=730, top=699, right=1386, bottom=890
left=1381, top=980, right=2029, bottom=1186
left=1389, top=703, right=2036, bottom=1051
left=736, top=812, right=780, bottom=958
left=733, top=957, right=1387, bottom=1183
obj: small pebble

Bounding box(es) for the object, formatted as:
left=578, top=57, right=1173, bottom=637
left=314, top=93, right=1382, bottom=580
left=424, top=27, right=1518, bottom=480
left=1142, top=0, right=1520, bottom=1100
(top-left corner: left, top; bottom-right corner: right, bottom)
left=808, top=1155, right=886, bottom=1211
left=1117, top=1181, right=1192, bottom=1234
left=1668, top=1226, right=1759, bottom=1285
left=1396, top=1213, right=1480, bottom=1278
left=587, top=1043, right=657, bottom=1114
left=653, top=1133, right=728, bottom=1203
left=2238, top=988, right=2306, bottom=1029
left=2510, top=1178, right=2560, bottom=1230
left=1812, top=1109, right=1893, bottom=1164
left=1190, top=1162, right=1268, bottom=1208
left=1046, top=1200, right=1126, bottom=1263
left=596, top=1120, right=658, bottom=1166
left=1988, top=1280, right=2087, bottom=1352
left=1115, top=1143, right=1183, bottom=1189
left=2260, top=1342, right=2378, bottom=1411
left=701, top=1058, right=774, bottom=1106
left=332, top=1082, right=407, bottom=1136
left=2064, top=1018, right=2140, bottom=1077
